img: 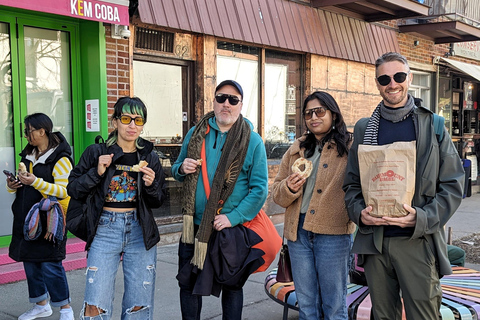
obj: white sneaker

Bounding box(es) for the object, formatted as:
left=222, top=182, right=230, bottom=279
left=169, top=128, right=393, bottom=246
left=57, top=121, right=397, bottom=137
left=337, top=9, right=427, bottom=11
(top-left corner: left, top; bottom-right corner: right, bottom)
left=59, top=307, right=74, bottom=320
left=18, top=303, right=53, bottom=320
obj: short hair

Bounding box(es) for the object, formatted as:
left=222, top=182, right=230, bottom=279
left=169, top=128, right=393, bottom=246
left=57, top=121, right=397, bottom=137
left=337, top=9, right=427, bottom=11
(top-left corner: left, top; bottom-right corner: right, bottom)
left=375, top=52, right=410, bottom=74
left=106, top=96, right=148, bottom=148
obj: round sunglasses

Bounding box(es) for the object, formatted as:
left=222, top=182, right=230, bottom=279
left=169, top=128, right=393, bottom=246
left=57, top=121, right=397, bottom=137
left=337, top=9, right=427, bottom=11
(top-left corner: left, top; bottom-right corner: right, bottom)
left=304, top=106, right=327, bottom=120
left=376, top=72, right=410, bottom=86
left=215, top=93, right=241, bottom=106
left=119, top=115, right=145, bottom=126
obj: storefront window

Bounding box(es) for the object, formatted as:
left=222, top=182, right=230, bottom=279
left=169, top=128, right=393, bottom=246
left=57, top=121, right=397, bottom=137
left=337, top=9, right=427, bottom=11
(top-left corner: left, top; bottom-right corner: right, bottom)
left=24, top=27, right=72, bottom=145
left=217, top=55, right=259, bottom=131
left=134, top=61, right=183, bottom=141
left=264, top=50, right=302, bottom=159
left=133, top=56, right=193, bottom=218
left=409, top=71, right=431, bottom=109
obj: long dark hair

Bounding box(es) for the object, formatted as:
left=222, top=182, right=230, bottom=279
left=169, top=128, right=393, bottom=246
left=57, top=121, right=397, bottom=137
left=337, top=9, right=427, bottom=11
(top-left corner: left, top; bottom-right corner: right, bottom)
left=24, top=113, right=60, bottom=156
left=300, top=91, right=351, bottom=158
left=106, top=96, right=147, bottom=148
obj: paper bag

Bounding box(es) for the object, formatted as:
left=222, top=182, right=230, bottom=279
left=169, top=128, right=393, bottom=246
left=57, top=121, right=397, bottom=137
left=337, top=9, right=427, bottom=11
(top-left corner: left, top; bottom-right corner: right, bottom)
left=358, top=141, right=416, bottom=217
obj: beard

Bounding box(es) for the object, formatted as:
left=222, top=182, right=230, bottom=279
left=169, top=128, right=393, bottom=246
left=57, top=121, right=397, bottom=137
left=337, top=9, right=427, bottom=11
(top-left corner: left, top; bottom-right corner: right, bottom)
left=381, top=88, right=409, bottom=107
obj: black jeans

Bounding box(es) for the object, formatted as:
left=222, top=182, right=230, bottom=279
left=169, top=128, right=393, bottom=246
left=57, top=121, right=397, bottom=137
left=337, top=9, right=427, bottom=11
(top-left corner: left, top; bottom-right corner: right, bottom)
left=178, top=239, right=243, bottom=320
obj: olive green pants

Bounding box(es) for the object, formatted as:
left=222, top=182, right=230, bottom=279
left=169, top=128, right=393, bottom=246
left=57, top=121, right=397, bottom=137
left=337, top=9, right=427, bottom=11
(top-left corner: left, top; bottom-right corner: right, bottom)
left=363, top=236, right=442, bottom=320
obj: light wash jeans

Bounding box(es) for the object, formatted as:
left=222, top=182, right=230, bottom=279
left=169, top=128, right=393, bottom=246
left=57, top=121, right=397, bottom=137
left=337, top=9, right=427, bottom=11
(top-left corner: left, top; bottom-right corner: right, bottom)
left=288, top=214, right=351, bottom=320
left=81, top=210, right=157, bottom=320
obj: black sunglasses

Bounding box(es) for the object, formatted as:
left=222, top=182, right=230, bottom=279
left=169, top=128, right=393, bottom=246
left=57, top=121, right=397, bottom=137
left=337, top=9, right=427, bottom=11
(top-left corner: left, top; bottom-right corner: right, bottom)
left=304, top=106, right=327, bottom=120
left=215, top=94, right=241, bottom=106
left=376, top=72, right=409, bottom=86
left=119, top=115, right=145, bottom=126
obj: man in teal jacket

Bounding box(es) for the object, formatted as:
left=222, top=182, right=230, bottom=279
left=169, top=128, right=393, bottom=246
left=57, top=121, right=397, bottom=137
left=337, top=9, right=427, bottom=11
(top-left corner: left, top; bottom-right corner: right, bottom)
left=172, top=80, right=268, bottom=320
left=343, top=52, right=464, bottom=320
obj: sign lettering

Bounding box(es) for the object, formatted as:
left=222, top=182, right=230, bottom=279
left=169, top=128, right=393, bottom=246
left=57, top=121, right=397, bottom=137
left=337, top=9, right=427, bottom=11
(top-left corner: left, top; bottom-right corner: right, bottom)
left=8, top=0, right=128, bottom=25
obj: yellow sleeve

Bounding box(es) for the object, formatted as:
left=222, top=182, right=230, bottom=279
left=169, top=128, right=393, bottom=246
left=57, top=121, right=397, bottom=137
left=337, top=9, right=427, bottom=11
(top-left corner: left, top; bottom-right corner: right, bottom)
left=31, top=157, right=72, bottom=199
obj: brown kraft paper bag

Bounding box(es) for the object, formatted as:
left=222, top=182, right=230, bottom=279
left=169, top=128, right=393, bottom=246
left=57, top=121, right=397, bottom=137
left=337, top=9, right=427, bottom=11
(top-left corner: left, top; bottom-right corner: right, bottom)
left=358, top=141, right=416, bottom=217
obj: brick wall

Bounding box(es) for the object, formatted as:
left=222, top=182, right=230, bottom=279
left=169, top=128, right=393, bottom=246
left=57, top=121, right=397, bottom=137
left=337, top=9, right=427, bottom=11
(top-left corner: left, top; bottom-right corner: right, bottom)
left=105, top=24, right=131, bottom=131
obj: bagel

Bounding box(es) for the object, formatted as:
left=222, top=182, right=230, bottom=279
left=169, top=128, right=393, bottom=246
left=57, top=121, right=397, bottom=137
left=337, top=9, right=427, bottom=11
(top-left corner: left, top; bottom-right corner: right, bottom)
left=132, top=160, right=148, bottom=172
left=292, top=157, right=313, bottom=179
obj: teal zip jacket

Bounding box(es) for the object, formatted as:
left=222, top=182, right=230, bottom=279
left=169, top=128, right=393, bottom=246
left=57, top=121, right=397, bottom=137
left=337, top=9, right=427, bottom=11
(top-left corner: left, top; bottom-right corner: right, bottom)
left=172, top=117, right=268, bottom=226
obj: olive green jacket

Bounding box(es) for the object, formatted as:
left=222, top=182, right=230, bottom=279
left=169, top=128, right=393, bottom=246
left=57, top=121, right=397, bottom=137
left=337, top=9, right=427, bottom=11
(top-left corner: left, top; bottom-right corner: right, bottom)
left=343, top=106, right=464, bottom=276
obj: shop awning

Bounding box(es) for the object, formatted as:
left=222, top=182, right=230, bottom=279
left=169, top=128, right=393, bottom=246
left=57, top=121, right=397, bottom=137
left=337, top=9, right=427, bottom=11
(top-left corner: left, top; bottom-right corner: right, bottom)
left=137, top=0, right=400, bottom=65
left=437, top=57, right=480, bottom=82
left=311, top=0, right=429, bottom=22
left=0, top=0, right=129, bottom=25
left=399, top=19, right=480, bottom=44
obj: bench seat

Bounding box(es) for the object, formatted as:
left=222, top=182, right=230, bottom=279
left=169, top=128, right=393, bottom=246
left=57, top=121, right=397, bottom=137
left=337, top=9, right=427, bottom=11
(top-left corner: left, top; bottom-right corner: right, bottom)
left=265, top=266, right=480, bottom=320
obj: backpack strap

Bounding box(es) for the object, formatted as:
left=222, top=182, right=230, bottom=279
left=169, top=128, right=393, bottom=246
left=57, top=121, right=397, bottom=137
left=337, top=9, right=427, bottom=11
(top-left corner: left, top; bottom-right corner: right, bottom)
left=432, top=113, right=445, bottom=143
left=94, top=135, right=107, bottom=153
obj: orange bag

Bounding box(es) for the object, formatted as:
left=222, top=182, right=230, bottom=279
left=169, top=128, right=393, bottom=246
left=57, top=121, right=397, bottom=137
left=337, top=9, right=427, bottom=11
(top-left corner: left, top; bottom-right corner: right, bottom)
left=243, top=209, right=282, bottom=273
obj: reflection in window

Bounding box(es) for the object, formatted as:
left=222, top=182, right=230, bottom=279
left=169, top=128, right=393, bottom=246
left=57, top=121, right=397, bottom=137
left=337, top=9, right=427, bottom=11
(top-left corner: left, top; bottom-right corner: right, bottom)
left=265, top=50, right=302, bottom=159
left=0, top=22, right=15, bottom=237
left=217, top=55, right=259, bottom=132
left=24, top=27, right=72, bottom=145
left=0, top=23, right=12, bottom=148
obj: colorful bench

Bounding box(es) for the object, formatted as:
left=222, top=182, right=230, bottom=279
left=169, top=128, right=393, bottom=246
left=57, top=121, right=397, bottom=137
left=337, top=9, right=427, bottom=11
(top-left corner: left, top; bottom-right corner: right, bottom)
left=264, top=266, right=480, bottom=320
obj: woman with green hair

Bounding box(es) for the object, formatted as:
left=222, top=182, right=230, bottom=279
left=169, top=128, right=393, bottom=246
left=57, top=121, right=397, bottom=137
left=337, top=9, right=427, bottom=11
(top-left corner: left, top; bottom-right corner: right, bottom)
left=67, top=96, right=166, bottom=319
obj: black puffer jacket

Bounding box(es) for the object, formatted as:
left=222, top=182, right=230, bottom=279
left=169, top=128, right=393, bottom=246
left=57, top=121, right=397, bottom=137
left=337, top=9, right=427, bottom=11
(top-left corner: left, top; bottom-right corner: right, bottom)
left=67, top=137, right=165, bottom=251
left=9, top=132, right=72, bottom=262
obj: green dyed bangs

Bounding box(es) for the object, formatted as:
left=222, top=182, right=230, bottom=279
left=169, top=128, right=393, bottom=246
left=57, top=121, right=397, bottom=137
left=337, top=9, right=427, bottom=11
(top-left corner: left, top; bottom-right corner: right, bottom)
left=121, top=103, right=146, bottom=120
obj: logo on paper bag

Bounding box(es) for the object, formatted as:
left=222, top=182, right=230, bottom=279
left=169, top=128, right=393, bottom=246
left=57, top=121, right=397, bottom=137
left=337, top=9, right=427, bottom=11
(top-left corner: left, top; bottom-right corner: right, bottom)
left=371, top=170, right=405, bottom=182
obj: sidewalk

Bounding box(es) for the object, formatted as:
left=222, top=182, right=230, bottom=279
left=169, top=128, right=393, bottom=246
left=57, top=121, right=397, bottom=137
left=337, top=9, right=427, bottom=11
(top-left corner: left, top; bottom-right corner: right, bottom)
left=1, top=193, right=479, bottom=320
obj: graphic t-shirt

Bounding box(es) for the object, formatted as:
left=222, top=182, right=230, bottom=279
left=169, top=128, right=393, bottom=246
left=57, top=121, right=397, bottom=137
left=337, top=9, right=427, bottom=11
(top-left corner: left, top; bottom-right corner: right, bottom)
left=104, top=152, right=138, bottom=208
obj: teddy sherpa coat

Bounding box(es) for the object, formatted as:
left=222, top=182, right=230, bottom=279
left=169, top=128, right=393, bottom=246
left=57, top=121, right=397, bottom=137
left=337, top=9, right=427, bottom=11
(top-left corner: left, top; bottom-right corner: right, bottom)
left=271, top=137, right=355, bottom=242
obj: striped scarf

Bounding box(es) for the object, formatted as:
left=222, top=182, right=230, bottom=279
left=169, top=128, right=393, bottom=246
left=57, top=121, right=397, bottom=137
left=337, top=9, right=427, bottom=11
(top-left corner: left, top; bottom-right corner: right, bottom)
left=24, top=196, right=66, bottom=242
left=363, top=95, right=415, bottom=145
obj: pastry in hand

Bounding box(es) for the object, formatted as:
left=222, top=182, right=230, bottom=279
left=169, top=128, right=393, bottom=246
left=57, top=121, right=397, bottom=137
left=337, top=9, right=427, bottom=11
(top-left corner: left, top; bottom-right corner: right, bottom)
left=18, top=162, right=27, bottom=175
left=132, top=160, right=148, bottom=172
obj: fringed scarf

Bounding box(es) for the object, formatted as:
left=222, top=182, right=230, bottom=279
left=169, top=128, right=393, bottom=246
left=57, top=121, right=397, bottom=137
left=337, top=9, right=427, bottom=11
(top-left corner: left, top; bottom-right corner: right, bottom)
left=363, top=95, right=416, bottom=145
left=24, top=196, right=66, bottom=242
left=181, top=111, right=251, bottom=269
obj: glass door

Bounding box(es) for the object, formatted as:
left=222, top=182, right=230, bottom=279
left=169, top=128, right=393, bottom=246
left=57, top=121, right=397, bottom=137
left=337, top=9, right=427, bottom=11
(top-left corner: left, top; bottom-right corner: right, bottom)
left=0, top=20, right=16, bottom=237
left=0, top=16, right=75, bottom=238
left=18, top=23, right=74, bottom=147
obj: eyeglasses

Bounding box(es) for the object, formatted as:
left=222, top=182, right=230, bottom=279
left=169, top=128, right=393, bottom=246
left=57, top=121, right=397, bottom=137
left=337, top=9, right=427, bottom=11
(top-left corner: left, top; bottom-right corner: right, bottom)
left=376, top=72, right=409, bottom=86
left=119, top=115, right=145, bottom=126
left=24, top=128, right=38, bottom=136
left=215, top=94, right=241, bottom=106
left=304, top=107, right=327, bottom=120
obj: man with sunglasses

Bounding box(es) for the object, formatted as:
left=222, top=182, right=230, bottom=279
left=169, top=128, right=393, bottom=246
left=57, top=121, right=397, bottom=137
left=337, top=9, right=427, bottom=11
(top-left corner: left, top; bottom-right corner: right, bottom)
left=343, top=52, right=464, bottom=320
left=172, top=80, right=268, bottom=320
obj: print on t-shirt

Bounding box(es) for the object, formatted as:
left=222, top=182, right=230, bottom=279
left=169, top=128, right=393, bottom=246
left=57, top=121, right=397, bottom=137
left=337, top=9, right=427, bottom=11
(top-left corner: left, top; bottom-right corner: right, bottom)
left=105, top=166, right=138, bottom=202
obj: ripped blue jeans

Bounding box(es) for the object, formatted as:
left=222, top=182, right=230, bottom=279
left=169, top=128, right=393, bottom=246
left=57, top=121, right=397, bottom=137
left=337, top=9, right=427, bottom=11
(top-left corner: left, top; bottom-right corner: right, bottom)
left=81, top=210, right=157, bottom=320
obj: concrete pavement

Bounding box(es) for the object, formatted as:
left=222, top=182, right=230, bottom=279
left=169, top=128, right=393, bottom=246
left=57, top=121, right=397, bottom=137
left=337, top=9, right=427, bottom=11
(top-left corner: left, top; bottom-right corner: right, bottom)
left=1, top=193, right=479, bottom=320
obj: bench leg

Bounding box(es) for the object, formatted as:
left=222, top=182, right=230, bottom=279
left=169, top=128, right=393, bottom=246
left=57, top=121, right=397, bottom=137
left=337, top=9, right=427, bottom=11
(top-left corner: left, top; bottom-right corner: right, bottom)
left=283, top=304, right=289, bottom=320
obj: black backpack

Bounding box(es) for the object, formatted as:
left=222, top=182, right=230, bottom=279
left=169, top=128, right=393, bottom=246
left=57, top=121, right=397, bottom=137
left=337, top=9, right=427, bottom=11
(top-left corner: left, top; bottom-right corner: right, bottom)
left=66, top=136, right=106, bottom=243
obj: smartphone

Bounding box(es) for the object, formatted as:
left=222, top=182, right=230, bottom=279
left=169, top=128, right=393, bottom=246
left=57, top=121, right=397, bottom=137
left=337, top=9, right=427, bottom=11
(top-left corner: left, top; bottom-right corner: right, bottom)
left=3, top=170, right=19, bottom=182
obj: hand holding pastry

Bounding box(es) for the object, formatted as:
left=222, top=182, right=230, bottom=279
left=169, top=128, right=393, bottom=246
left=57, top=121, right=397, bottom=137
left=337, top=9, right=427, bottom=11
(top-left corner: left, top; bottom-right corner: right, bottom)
left=140, top=165, right=155, bottom=187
